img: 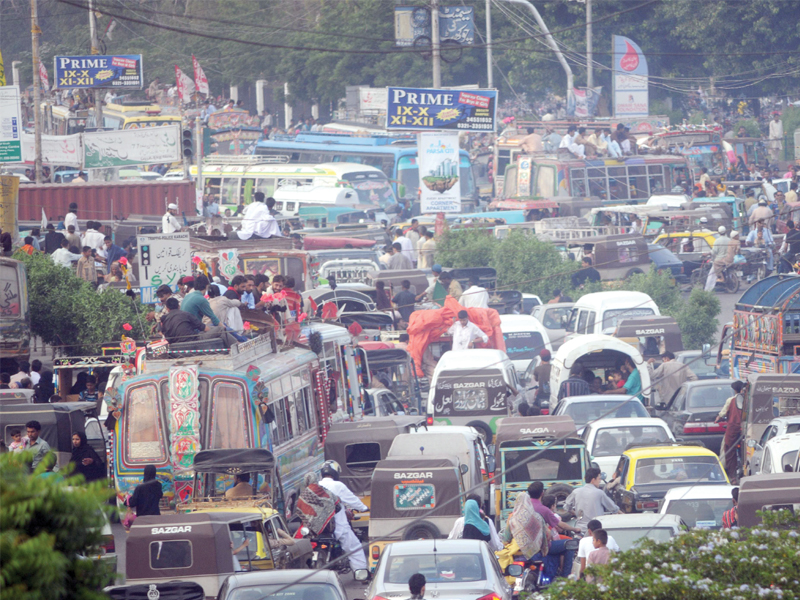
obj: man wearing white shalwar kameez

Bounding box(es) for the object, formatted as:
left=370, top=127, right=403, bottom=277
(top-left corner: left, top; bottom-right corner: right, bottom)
left=236, top=192, right=282, bottom=240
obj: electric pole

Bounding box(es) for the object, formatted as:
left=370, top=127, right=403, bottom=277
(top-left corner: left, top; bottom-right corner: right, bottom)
left=486, top=0, right=493, bottom=88
left=586, top=0, right=593, bottom=88
left=30, top=0, right=42, bottom=184
left=431, top=0, right=441, bottom=87
left=89, top=0, right=103, bottom=128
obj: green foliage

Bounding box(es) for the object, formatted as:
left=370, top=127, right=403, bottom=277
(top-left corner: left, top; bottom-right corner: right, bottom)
left=674, top=287, right=721, bottom=350
left=436, top=228, right=496, bottom=269
left=602, top=269, right=682, bottom=315
left=649, top=99, right=683, bottom=128
left=688, top=111, right=707, bottom=126
left=545, top=511, right=800, bottom=600
left=0, top=452, right=114, bottom=600
left=734, top=119, right=762, bottom=138
left=781, top=107, right=800, bottom=157
left=13, top=251, right=147, bottom=355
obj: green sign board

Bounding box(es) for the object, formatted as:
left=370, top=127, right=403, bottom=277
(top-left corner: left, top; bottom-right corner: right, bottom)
left=0, top=141, right=21, bottom=162
left=0, top=86, right=22, bottom=163
left=393, top=484, right=436, bottom=510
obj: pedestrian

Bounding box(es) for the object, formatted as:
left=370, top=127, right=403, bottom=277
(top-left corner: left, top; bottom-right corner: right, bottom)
left=162, top=203, right=182, bottom=234
left=716, top=380, right=744, bottom=481
left=64, top=202, right=80, bottom=234
left=8, top=428, right=28, bottom=452
left=436, top=272, right=463, bottom=304
left=447, top=310, right=488, bottom=351
left=447, top=493, right=503, bottom=549
left=65, top=224, right=81, bottom=251
left=749, top=199, right=773, bottom=228
left=461, top=275, right=490, bottom=309
left=405, top=219, right=421, bottom=265
left=102, top=236, right=127, bottom=274
left=584, top=529, right=611, bottom=583
left=43, top=223, right=66, bottom=254
left=127, top=465, right=163, bottom=517
left=722, top=487, right=738, bottom=528
left=51, top=237, right=81, bottom=268
left=461, top=498, right=492, bottom=542
left=25, top=420, right=51, bottom=470
left=558, top=365, right=591, bottom=399
left=392, top=279, right=417, bottom=326
left=533, top=349, right=552, bottom=405
left=34, top=371, right=55, bottom=404
left=388, top=242, right=413, bottom=270
left=577, top=519, right=620, bottom=578
left=408, top=574, right=426, bottom=600
left=647, top=351, right=697, bottom=405
left=563, top=468, right=620, bottom=524
left=571, top=256, right=601, bottom=288
left=768, top=113, right=783, bottom=162
left=9, top=361, right=31, bottom=386
left=69, top=432, right=105, bottom=482
left=420, top=231, right=437, bottom=269
left=76, top=246, right=98, bottom=284
left=778, top=220, right=800, bottom=273
left=81, top=221, right=105, bottom=254
left=393, top=228, right=414, bottom=264
left=19, top=236, right=38, bottom=255
left=318, top=461, right=368, bottom=571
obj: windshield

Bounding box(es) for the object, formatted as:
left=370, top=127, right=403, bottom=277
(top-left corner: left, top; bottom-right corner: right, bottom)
left=592, top=425, right=670, bottom=457
left=503, top=331, right=546, bottom=361
left=229, top=584, right=340, bottom=600
left=340, top=172, right=397, bottom=209
left=602, top=308, right=655, bottom=330
left=606, top=527, right=674, bottom=551
left=386, top=553, right=486, bottom=584
left=687, top=385, right=732, bottom=409
left=542, top=307, right=570, bottom=329
left=502, top=448, right=584, bottom=482
left=664, top=498, right=732, bottom=529
left=564, top=400, right=648, bottom=429
left=634, top=456, right=727, bottom=486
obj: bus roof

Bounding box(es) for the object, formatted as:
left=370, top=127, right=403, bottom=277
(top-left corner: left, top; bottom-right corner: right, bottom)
left=255, top=135, right=469, bottom=157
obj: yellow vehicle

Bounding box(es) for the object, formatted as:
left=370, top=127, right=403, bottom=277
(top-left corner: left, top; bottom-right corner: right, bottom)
left=654, top=230, right=718, bottom=281
left=91, top=100, right=182, bottom=130
left=41, top=104, right=89, bottom=135
left=608, top=444, right=729, bottom=513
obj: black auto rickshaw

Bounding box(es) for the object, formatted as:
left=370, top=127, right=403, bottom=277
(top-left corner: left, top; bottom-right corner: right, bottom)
left=613, top=316, right=684, bottom=359
left=737, top=473, right=800, bottom=527
left=488, top=290, right=524, bottom=314
left=449, top=267, right=497, bottom=291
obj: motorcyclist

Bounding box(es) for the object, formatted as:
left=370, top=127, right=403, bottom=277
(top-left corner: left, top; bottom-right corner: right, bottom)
left=318, top=460, right=368, bottom=571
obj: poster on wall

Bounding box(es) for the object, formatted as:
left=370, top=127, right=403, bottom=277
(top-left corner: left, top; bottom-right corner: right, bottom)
left=418, top=131, right=461, bottom=214
left=83, top=125, right=181, bottom=168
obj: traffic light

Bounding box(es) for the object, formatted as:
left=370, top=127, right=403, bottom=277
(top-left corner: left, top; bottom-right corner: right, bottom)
left=140, top=244, right=150, bottom=266
left=182, top=129, right=194, bottom=159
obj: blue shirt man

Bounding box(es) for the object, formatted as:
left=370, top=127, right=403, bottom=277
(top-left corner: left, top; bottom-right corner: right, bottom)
left=180, top=275, right=220, bottom=327
left=102, top=237, right=127, bottom=273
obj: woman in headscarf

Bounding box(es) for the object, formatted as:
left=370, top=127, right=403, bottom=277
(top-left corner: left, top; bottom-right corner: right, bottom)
left=375, top=281, right=392, bottom=311
left=462, top=498, right=491, bottom=542
left=502, top=492, right=547, bottom=560
left=127, top=465, right=163, bottom=516
left=34, top=371, right=56, bottom=404
left=69, top=432, right=105, bottom=482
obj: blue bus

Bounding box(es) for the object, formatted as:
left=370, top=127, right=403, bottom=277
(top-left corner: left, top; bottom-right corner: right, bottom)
left=253, top=133, right=481, bottom=212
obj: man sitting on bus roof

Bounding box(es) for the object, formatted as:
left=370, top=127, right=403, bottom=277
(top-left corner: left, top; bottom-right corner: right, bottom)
left=235, top=192, right=281, bottom=240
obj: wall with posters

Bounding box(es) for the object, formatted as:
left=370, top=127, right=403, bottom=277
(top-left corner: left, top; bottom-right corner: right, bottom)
left=418, top=131, right=461, bottom=214
left=612, top=36, right=649, bottom=118
left=387, top=87, right=496, bottom=131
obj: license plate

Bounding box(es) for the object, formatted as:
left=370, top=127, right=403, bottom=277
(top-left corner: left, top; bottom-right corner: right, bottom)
left=312, top=551, right=318, bottom=562
left=513, top=578, right=523, bottom=592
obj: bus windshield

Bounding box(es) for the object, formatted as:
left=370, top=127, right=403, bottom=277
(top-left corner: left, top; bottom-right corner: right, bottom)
left=340, top=172, right=397, bottom=209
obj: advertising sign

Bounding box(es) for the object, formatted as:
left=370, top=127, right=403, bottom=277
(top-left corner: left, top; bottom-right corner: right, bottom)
left=21, top=133, right=82, bottom=167
left=394, top=6, right=475, bottom=46
left=418, top=131, right=461, bottom=214
left=136, top=232, right=191, bottom=304
left=0, top=175, right=20, bottom=241
left=612, top=36, right=648, bottom=117
left=387, top=87, right=496, bottom=131
left=83, top=125, right=181, bottom=168
left=568, top=86, right=602, bottom=118
left=53, top=54, right=144, bottom=89
left=0, top=86, right=22, bottom=162
left=359, top=87, right=388, bottom=113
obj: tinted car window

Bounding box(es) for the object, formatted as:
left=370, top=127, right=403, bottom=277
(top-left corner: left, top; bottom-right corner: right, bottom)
left=564, top=400, right=648, bottom=428
left=686, top=385, right=731, bottom=409
left=385, top=553, right=486, bottom=583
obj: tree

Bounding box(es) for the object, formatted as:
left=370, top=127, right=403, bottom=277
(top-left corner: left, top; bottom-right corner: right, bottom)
left=13, top=251, right=147, bottom=355
left=544, top=510, right=800, bottom=600
left=493, top=231, right=577, bottom=301
left=674, top=288, right=721, bottom=350
left=0, top=452, right=113, bottom=600
left=435, top=227, right=496, bottom=270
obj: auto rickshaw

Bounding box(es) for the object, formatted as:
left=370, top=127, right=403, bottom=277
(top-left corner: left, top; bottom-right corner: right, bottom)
left=737, top=472, right=800, bottom=527
left=359, top=342, right=423, bottom=413
left=323, top=416, right=426, bottom=539
left=126, top=512, right=273, bottom=598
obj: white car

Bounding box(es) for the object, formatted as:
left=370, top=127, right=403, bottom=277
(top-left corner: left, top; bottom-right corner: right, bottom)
left=747, top=416, right=800, bottom=474
left=581, top=417, right=674, bottom=479
left=758, top=432, right=800, bottom=475
left=659, top=485, right=735, bottom=529
left=499, top=314, right=552, bottom=375
left=551, top=394, right=650, bottom=434
left=590, top=513, right=686, bottom=551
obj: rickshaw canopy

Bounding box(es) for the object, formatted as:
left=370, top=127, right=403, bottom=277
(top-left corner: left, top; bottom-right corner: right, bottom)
left=494, top=416, right=578, bottom=465
left=192, top=448, right=276, bottom=474
left=0, top=403, right=85, bottom=453
left=614, top=316, right=684, bottom=355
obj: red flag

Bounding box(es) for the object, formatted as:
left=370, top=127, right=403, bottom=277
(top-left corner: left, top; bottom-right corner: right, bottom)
left=38, top=60, right=49, bottom=91
left=321, top=302, right=338, bottom=320
left=192, top=55, right=209, bottom=96
left=309, top=296, right=319, bottom=316
left=347, top=321, right=363, bottom=337
left=174, top=65, right=195, bottom=102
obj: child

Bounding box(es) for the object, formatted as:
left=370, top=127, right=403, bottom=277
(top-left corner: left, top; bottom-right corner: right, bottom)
left=609, top=370, right=625, bottom=389
left=8, top=429, right=28, bottom=453
left=585, top=528, right=611, bottom=584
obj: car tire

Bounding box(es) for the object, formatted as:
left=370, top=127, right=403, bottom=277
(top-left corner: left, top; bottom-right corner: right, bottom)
left=403, top=520, right=440, bottom=540
left=546, top=483, right=574, bottom=506
left=466, top=420, right=494, bottom=444
left=625, top=268, right=645, bottom=279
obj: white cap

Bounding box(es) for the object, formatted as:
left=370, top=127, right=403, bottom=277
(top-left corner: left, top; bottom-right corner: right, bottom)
left=758, top=199, right=767, bottom=206
left=168, top=203, right=179, bottom=210
left=718, top=226, right=727, bottom=234
left=700, top=217, right=708, bottom=223
left=731, top=230, right=740, bottom=238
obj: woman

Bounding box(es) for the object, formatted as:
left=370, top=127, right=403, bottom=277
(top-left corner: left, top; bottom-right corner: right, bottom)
left=375, top=281, right=392, bottom=311
left=503, top=492, right=547, bottom=560
left=34, top=371, right=55, bottom=404
left=462, top=498, right=491, bottom=542
left=127, top=465, right=163, bottom=516
left=69, top=432, right=105, bottom=482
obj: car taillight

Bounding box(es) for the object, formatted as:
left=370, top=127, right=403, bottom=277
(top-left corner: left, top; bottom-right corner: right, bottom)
left=636, top=500, right=660, bottom=510
left=426, top=415, right=433, bottom=425
left=101, top=534, right=115, bottom=555
left=371, top=545, right=381, bottom=560
left=683, top=421, right=726, bottom=434
left=477, top=594, right=502, bottom=600
left=541, top=408, right=549, bottom=415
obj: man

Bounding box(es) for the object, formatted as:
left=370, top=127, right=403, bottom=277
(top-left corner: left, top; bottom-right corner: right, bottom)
left=520, top=127, right=543, bottom=153
left=225, top=473, right=255, bottom=499
left=160, top=297, right=236, bottom=347
left=392, top=279, right=417, bottom=325
left=78, top=375, right=103, bottom=404
left=437, top=272, right=463, bottom=304
left=65, top=224, right=81, bottom=250
left=736, top=126, right=748, bottom=138
left=563, top=468, right=620, bottom=523
left=557, top=365, right=591, bottom=400
left=786, top=182, right=799, bottom=206
left=64, top=202, right=80, bottom=234
left=30, top=360, right=42, bottom=386
left=571, top=256, right=601, bottom=288
left=779, top=220, right=800, bottom=273
left=746, top=220, right=775, bottom=274
left=9, top=361, right=31, bottom=386
left=393, top=228, right=415, bottom=264
left=76, top=246, right=98, bottom=284
left=266, top=196, right=282, bottom=217
left=420, top=231, right=437, bottom=269
left=388, top=242, right=413, bottom=270
left=224, top=275, right=247, bottom=301
left=577, top=519, right=620, bottom=578
left=405, top=219, right=421, bottom=264
left=527, top=482, right=580, bottom=578
left=318, top=461, right=368, bottom=571
left=647, top=351, right=697, bottom=405
left=542, top=126, right=562, bottom=153
left=447, top=310, right=488, bottom=351
left=71, top=171, right=87, bottom=184
left=460, top=275, right=489, bottom=309
left=605, top=356, right=642, bottom=400
left=181, top=274, right=223, bottom=328
left=102, top=236, right=127, bottom=274
left=19, top=237, right=38, bottom=255
left=559, top=125, right=576, bottom=150
left=408, top=573, right=426, bottom=600
left=533, top=349, right=552, bottom=405
left=698, top=167, right=710, bottom=189
left=416, top=264, right=442, bottom=302
left=26, top=420, right=52, bottom=470
left=548, top=289, right=573, bottom=304
left=447, top=493, right=502, bottom=550
left=43, top=224, right=66, bottom=254
left=768, top=113, right=783, bottom=162
left=80, top=222, right=105, bottom=255
left=162, top=203, right=182, bottom=234
left=705, top=227, right=731, bottom=292
left=241, top=275, right=257, bottom=309
left=722, top=487, right=739, bottom=528
left=749, top=199, right=774, bottom=228
left=282, top=277, right=303, bottom=322
left=237, top=192, right=281, bottom=239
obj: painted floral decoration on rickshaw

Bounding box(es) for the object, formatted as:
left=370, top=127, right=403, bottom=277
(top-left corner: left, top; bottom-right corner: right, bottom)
left=106, top=387, right=123, bottom=419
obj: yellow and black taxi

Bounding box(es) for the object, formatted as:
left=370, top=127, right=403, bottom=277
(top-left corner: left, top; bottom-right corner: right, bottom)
left=608, top=443, right=729, bottom=513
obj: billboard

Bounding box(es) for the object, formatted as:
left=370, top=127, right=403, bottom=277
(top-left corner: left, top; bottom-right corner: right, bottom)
left=83, top=125, right=181, bottom=168
left=394, top=6, right=475, bottom=47
left=22, top=133, right=82, bottom=167
left=136, top=232, right=191, bottom=304
left=612, top=36, right=648, bottom=117
left=53, top=55, right=144, bottom=89
left=418, top=131, right=461, bottom=214
left=387, top=87, right=496, bottom=131
left=0, top=86, right=22, bottom=162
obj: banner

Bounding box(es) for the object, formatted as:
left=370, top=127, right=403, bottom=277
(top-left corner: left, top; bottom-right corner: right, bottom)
left=192, top=55, right=209, bottom=96
left=0, top=50, right=5, bottom=86
left=174, top=66, right=195, bottom=102
left=21, top=133, right=82, bottom=167
left=418, top=131, right=461, bottom=214
left=359, top=87, right=388, bottom=113
left=0, top=86, right=22, bottom=163
left=136, top=232, right=191, bottom=303
left=53, top=55, right=143, bottom=89
left=567, top=86, right=602, bottom=118
left=38, top=60, right=49, bottom=91
left=612, top=35, right=649, bottom=117
left=387, top=86, right=497, bottom=131
left=0, top=175, right=20, bottom=241
left=394, top=6, right=475, bottom=46
left=83, top=125, right=181, bottom=168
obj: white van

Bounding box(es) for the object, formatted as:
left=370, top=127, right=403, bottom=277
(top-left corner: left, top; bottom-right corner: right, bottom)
left=566, top=291, right=660, bottom=337
left=499, top=314, right=553, bottom=375
left=426, top=349, right=521, bottom=441
left=272, top=185, right=359, bottom=217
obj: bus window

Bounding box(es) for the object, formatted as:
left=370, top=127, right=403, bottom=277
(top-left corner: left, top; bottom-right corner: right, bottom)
left=588, top=167, right=608, bottom=199
left=570, top=168, right=587, bottom=196
left=256, top=178, right=276, bottom=198
left=608, top=167, right=627, bottom=200
left=103, top=115, right=123, bottom=130
left=299, top=152, right=325, bottom=163
left=503, top=165, right=518, bottom=197
left=535, top=166, right=555, bottom=197
left=205, top=177, right=222, bottom=198
left=242, top=178, right=256, bottom=205
left=628, top=166, right=648, bottom=199
left=648, top=165, right=666, bottom=194
left=210, top=381, right=250, bottom=449
left=221, top=178, right=239, bottom=206
left=398, top=155, right=419, bottom=198
left=125, top=383, right=167, bottom=464
left=497, top=149, right=512, bottom=183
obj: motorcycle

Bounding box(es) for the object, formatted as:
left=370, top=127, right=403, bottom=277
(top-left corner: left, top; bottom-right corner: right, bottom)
left=509, top=534, right=581, bottom=594
left=691, top=256, right=740, bottom=293
left=293, top=512, right=362, bottom=575
left=738, top=246, right=769, bottom=283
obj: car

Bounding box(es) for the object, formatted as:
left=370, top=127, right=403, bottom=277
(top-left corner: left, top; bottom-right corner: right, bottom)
left=499, top=314, right=553, bottom=375
left=747, top=416, right=800, bottom=475
left=551, top=395, right=650, bottom=434
left=531, top=302, right=573, bottom=351
left=521, top=293, right=543, bottom=314
left=590, top=513, right=686, bottom=551
left=218, top=569, right=348, bottom=600
left=654, top=230, right=718, bottom=278
left=365, top=539, right=514, bottom=600
left=673, top=349, right=725, bottom=380
left=581, top=417, right=675, bottom=480
left=608, top=444, right=729, bottom=513
left=659, top=485, right=735, bottom=529
left=648, top=243, right=686, bottom=282
left=757, top=432, right=800, bottom=475
left=654, top=379, right=736, bottom=454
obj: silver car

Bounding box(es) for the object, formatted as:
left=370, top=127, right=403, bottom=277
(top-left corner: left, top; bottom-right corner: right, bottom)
left=218, top=569, right=348, bottom=600
left=365, top=539, right=514, bottom=600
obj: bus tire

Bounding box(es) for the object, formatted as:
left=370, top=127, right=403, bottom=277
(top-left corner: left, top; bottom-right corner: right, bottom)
left=624, top=268, right=645, bottom=279
left=467, top=420, right=493, bottom=444
left=403, top=521, right=440, bottom=540
left=546, top=483, right=574, bottom=506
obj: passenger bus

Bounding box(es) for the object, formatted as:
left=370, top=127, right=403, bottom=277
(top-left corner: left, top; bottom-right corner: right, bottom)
left=41, top=104, right=90, bottom=135
left=253, top=132, right=481, bottom=212
left=111, top=323, right=368, bottom=514
left=500, top=154, right=693, bottom=205
left=89, top=100, right=182, bottom=130
left=640, top=129, right=730, bottom=179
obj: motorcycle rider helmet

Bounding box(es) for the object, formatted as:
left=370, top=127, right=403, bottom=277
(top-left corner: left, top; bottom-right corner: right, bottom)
left=321, top=460, right=341, bottom=481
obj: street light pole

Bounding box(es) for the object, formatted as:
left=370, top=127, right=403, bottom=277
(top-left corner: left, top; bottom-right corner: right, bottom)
left=30, top=0, right=42, bottom=184
left=89, top=0, right=103, bottom=128
left=431, top=0, right=441, bottom=87
left=486, top=0, right=494, bottom=88
left=586, top=0, right=593, bottom=88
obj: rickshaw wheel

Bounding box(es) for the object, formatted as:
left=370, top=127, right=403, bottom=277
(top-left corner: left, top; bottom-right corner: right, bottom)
left=403, top=521, right=440, bottom=540
left=547, top=483, right=574, bottom=507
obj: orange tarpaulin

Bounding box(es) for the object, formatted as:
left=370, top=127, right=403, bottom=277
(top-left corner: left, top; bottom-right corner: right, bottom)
left=406, top=296, right=506, bottom=377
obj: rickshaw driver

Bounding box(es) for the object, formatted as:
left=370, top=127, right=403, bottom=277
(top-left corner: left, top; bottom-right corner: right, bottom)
left=319, top=460, right=369, bottom=571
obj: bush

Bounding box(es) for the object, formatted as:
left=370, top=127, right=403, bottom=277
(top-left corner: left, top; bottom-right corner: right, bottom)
left=674, top=287, right=720, bottom=349
left=493, top=231, right=578, bottom=300
left=435, top=227, right=495, bottom=269
left=733, top=118, right=762, bottom=138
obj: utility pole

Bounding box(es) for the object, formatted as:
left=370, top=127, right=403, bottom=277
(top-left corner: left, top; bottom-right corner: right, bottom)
left=195, top=116, right=203, bottom=215
left=586, top=0, right=593, bottom=88
left=486, top=0, right=493, bottom=88
left=431, top=0, right=441, bottom=87
left=30, top=0, right=42, bottom=184
left=89, top=0, right=103, bottom=128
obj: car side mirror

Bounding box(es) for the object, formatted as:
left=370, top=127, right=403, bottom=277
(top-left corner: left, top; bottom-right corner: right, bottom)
left=354, top=569, right=370, bottom=582
left=656, top=402, right=667, bottom=410
left=460, top=463, right=469, bottom=475
left=487, top=456, right=496, bottom=473
left=505, top=564, right=524, bottom=577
